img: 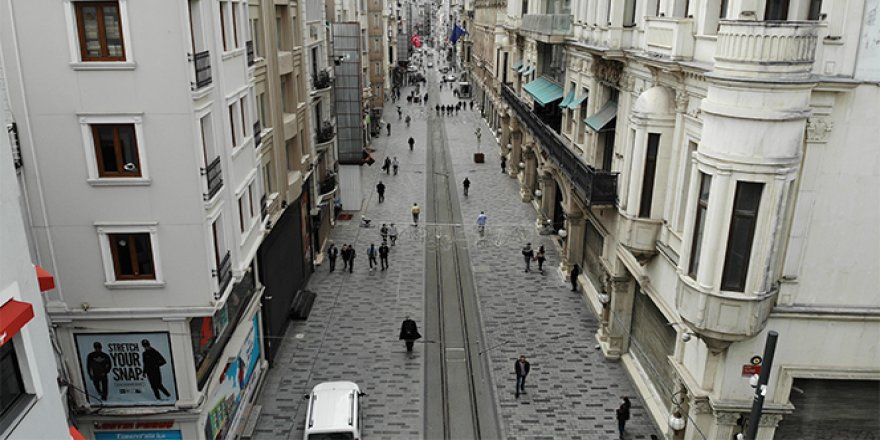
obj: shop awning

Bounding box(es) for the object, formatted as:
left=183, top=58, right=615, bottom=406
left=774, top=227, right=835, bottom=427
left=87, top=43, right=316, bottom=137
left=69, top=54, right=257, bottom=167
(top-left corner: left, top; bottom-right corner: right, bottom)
left=522, top=66, right=535, bottom=76
left=584, top=100, right=618, bottom=132
left=511, top=61, right=523, bottom=71
left=35, top=265, right=55, bottom=292
left=523, top=77, right=564, bottom=106
left=559, top=90, right=575, bottom=108
left=567, top=93, right=588, bottom=109
left=0, top=299, right=34, bottom=347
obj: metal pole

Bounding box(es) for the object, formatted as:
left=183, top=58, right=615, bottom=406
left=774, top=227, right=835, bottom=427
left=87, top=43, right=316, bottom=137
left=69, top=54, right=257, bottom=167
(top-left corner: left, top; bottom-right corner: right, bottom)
left=745, top=331, right=779, bottom=440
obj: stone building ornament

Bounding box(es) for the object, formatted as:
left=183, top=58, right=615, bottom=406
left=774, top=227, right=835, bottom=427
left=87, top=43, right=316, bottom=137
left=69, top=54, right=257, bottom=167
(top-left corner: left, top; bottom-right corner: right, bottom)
left=674, top=90, right=689, bottom=113
left=715, top=411, right=742, bottom=426
left=591, top=58, right=623, bottom=85
left=806, top=117, right=833, bottom=143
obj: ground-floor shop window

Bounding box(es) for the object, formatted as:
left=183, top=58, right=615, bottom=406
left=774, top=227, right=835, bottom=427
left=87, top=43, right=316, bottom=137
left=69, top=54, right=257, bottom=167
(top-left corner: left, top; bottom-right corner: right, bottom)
left=0, top=342, right=26, bottom=420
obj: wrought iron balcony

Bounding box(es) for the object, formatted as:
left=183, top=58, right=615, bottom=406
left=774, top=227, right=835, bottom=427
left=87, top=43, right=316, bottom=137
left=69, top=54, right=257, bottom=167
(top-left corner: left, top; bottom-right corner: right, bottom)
left=213, top=251, right=232, bottom=300
left=316, top=121, right=335, bottom=144
left=246, top=40, right=255, bottom=67
left=191, top=50, right=212, bottom=90
left=319, top=175, right=337, bottom=195
left=202, top=156, right=223, bottom=201
left=253, top=120, right=262, bottom=147
left=501, top=84, right=617, bottom=207
left=312, top=69, right=332, bottom=91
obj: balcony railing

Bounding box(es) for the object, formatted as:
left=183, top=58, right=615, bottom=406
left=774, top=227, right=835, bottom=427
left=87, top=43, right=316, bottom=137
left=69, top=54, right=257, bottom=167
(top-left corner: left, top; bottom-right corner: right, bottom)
left=319, top=175, right=337, bottom=195
left=191, top=50, right=212, bottom=90
left=316, top=122, right=335, bottom=144
left=714, top=20, right=820, bottom=78
left=521, top=14, right=572, bottom=40
left=213, top=251, right=232, bottom=300
left=253, top=120, right=262, bottom=147
left=246, top=40, right=255, bottom=67
left=501, top=84, right=617, bottom=206
left=202, top=156, right=223, bottom=201
left=312, top=69, right=332, bottom=91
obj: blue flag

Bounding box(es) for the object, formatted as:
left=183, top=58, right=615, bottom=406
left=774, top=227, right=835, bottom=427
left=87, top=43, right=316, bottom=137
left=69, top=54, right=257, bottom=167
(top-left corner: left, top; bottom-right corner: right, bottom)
left=450, top=24, right=468, bottom=45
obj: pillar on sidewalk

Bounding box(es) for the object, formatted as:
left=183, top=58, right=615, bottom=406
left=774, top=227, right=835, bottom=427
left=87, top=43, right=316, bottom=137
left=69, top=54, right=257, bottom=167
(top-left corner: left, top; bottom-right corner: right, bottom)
left=509, top=129, right=522, bottom=177
left=500, top=112, right=511, bottom=154
left=560, top=201, right=584, bottom=272
left=520, top=144, right=537, bottom=202
left=599, top=274, right=635, bottom=360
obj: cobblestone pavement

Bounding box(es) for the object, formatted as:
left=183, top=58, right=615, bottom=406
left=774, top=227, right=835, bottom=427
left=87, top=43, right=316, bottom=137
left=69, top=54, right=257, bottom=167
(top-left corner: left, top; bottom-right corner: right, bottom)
left=254, top=59, right=660, bottom=439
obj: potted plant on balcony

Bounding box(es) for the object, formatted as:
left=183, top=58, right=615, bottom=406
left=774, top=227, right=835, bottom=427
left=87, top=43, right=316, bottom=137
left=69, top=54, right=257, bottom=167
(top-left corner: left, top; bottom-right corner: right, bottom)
left=317, top=122, right=335, bottom=144
left=313, top=69, right=332, bottom=90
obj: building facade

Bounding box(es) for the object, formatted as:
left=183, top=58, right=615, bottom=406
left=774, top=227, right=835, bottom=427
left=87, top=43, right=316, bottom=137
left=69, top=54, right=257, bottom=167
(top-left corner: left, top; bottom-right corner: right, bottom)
left=0, top=0, right=309, bottom=437
left=472, top=0, right=880, bottom=438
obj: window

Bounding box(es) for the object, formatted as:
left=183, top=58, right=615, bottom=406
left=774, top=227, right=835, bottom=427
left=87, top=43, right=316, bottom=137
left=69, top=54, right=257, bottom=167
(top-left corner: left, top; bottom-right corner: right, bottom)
left=264, top=161, right=274, bottom=193
left=688, top=173, right=711, bottom=277
left=0, top=343, right=26, bottom=421
left=676, top=141, right=698, bottom=232
left=250, top=17, right=262, bottom=57
left=231, top=2, right=240, bottom=48
left=522, top=0, right=529, bottom=15
left=220, top=1, right=229, bottom=51
left=238, top=195, right=247, bottom=232
left=764, top=0, right=789, bottom=20
left=228, top=103, right=238, bottom=147
left=807, top=0, right=823, bottom=20
left=720, top=182, right=763, bottom=291
left=639, top=133, right=660, bottom=218
left=75, top=1, right=125, bottom=61
left=91, top=124, right=140, bottom=177
left=108, top=233, right=155, bottom=280
left=286, top=139, right=297, bottom=171
left=239, top=96, right=248, bottom=141
left=248, top=183, right=256, bottom=218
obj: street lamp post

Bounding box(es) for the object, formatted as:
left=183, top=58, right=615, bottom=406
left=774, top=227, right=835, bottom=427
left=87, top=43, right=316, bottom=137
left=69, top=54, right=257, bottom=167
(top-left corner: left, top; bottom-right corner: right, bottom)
left=744, top=331, right=779, bottom=440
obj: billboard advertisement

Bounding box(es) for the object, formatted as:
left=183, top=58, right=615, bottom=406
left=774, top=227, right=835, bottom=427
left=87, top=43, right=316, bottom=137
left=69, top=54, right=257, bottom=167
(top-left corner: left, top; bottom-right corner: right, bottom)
left=205, top=315, right=262, bottom=440
left=75, top=332, right=178, bottom=406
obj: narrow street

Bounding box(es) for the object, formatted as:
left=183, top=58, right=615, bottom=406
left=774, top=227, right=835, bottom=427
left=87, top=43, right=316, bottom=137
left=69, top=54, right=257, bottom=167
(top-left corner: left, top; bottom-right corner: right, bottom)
left=253, top=54, right=660, bottom=439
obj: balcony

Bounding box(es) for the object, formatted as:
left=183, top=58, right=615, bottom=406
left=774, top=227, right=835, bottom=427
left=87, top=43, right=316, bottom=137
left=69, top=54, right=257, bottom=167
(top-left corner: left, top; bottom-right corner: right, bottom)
left=319, top=174, right=337, bottom=195
left=191, top=50, right=212, bottom=90
left=501, top=84, right=617, bottom=207
left=521, top=14, right=572, bottom=43
left=202, top=156, right=223, bottom=201
left=253, top=120, right=262, bottom=147
left=714, top=20, right=821, bottom=79
left=315, top=121, right=335, bottom=150
left=311, top=69, right=332, bottom=92
left=642, top=17, right=694, bottom=61
left=213, top=251, right=232, bottom=300
left=246, top=40, right=255, bottom=67
left=617, top=213, right=662, bottom=256
left=676, top=275, right=778, bottom=349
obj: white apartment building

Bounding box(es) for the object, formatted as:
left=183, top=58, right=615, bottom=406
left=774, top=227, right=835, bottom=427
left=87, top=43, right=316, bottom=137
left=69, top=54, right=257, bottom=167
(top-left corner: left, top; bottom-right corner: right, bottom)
left=0, top=0, right=271, bottom=438
left=471, top=0, right=880, bottom=438
left=0, top=45, right=72, bottom=439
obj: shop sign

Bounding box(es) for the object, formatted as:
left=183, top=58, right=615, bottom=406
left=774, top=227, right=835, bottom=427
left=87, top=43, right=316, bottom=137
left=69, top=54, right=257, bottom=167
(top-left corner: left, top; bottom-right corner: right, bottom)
left=94, top=430, right=182, bottom=440
left=75, top=332, right=178, bottom=406
left=741, top=355, right=763, bottom=377
left=205, top=315, right=261, bottom=440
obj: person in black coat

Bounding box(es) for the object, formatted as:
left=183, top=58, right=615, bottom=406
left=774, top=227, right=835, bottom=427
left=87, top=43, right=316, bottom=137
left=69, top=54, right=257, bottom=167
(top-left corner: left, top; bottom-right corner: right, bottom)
left=616, top=396, right=631, bottom=438
left=514, top=355, right=530, bottom=398
left=399, top=317, right=421, bottom=353
left=326, top=243, right=338, bottom=272
left=570, top=264, right=580, bottom=292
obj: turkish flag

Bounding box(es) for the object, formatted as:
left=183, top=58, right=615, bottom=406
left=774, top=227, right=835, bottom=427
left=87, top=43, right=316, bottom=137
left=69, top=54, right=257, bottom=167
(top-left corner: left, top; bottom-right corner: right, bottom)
left=410, top=34, right=422, bottom=48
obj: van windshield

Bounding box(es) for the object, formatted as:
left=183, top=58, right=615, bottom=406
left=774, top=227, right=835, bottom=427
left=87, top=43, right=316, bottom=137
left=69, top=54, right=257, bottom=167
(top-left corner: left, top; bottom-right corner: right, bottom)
left=307, top=434, right=354, bottom=440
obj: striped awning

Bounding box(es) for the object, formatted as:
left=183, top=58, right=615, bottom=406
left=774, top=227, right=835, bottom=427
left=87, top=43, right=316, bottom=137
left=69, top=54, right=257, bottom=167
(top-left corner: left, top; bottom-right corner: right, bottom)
left=584, top=100, right=618, bottom=132
left=523, top=77, right=564, bottom=106
left=559, top=90, right=575, bottom=108
left=567, top=93, right=588, bottom=109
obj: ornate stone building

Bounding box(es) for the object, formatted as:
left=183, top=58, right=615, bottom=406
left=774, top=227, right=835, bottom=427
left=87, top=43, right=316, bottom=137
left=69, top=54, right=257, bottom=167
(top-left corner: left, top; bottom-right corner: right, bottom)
left=470, top=0, right=880, bottom=438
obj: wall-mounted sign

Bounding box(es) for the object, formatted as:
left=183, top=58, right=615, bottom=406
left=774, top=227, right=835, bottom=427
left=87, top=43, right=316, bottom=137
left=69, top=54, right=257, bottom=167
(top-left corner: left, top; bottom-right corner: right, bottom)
left=75, top=332, right=178, bottom=406
left=94, top=430, right=182, bottom=440
left=205, top=316, right=262, bottom=440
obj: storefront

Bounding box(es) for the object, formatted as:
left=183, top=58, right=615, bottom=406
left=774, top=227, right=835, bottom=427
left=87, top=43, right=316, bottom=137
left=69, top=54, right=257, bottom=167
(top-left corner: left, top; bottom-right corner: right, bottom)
left=628, top=287, right=677, bottom=409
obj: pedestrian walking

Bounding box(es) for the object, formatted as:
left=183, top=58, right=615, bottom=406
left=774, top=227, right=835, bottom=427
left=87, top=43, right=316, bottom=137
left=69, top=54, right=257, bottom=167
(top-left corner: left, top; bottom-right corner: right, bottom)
left=501, top=155, right=507, bottom=173
left=435, top=104, right=440, bottom=115
left=397, top=106, right=402, bottom=120
left=380, top=223, right=389, bottom=242
left=379, top=242, right=390, bottom=270
left=408, top=137, right=415, bottom=151
left=405, top=115, right=411, bottom=127
left=514, top=355, right=530, bottom=398
left=392, top=157, right=400, bottom=175
left=570, top=264, right=580, bottom=292
left=383, top=157, right=392, bottom=174
left=424, top=93, right=428, bottom=103
left=389, top=223, right=399, bottom=245
left=386, top=122, right=392, bottom=136
left=348, top=246, right=356, bottom=272
left=411, top=203, right=421, bottom=225
left=341, top=244, right=351, bottom=271
left=521, top=243, right=534, bottom=272
left=377, top=181, right=386, bottom=203
left=536, top=245, right=546, bottom=274
left=367, top=244, right=378, bottom=271
left=399, top=316, right=421, bottom=353
left=616, top=397, right=631, bottom=438
left=326, top=243, right=338, bottom=272
left=476, top=211, right=487, bottom=234
left=462, top=177, right=470, bottom=196
left=407, top=95, right=413, bottom=104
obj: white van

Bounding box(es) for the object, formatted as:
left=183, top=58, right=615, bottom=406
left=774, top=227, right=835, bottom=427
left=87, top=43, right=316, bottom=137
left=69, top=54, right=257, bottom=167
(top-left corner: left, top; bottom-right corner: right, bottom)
left=303, top=381, right=365, bottom=440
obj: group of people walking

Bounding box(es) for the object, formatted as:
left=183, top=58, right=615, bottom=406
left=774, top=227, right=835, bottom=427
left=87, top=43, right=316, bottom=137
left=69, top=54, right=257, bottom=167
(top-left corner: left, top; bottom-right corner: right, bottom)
left=434, top=101, right=472, bottom=116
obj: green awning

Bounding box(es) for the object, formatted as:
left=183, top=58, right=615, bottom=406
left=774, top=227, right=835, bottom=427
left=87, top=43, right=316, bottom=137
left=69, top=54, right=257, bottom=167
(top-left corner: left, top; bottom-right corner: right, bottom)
left=523, top=77, right=564, bottom=106
left=559, top=90, right=575, bottom=108
left=584, top=100, right=618, bottom=132
left=567, top=93, right=588, bottom=109
left=511, top=61, right=523, bottom=71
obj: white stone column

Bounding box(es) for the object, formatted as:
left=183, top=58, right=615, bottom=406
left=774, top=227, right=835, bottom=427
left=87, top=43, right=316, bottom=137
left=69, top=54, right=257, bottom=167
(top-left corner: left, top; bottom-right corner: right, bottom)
left=509, top=130, right=522, bottom=177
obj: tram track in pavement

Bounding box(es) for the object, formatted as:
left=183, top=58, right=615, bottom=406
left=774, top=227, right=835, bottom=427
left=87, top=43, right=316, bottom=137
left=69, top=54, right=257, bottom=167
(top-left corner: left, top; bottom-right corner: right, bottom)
left=422, top=65, right=501, bottom=440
